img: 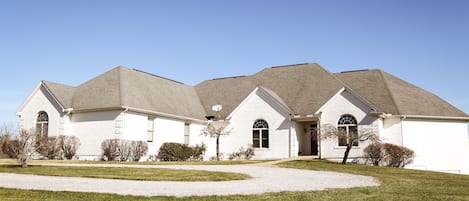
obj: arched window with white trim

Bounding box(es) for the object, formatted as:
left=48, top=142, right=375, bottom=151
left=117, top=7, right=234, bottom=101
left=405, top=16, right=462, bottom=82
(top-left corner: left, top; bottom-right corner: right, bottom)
left=253, top=119, right=269, bottom=148
left=36, top=111, right=49, bottom=138
left=337, top=114, right=358, bottom=146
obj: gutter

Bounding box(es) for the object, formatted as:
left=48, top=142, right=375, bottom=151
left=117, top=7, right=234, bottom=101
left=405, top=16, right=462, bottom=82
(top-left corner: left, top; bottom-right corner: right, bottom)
left=122, top=106, right=207, bottom=124
left=392, top=114, right=469, bottom=121
left=370, top=112, right=469, bottom=121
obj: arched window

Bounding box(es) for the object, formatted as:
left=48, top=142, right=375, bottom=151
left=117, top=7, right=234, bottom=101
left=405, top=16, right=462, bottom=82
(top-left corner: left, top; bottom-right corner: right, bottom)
left=253, top=119, right=269, bottom=148
left=337, top=114, right=358, bottom=146
left=36, top=111, right=49, bottom=138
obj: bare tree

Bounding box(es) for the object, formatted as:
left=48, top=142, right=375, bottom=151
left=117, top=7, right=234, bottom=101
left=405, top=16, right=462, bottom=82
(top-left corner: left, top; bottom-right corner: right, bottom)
left=17, top=129, right=37, bottom=168
left=321, top=124, right=379, bottom=164
left=201, top=120, right=230, bottom=161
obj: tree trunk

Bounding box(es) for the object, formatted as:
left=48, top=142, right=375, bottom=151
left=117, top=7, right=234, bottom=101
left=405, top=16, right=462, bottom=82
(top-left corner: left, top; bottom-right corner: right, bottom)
left=216, top=136, right=220, bottom=161
left=342, top=143, right=353, bottom=164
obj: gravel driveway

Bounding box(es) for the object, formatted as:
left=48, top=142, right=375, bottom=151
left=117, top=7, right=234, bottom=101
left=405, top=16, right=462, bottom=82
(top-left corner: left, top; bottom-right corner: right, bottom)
left=0, top=163, right=379, bottom=197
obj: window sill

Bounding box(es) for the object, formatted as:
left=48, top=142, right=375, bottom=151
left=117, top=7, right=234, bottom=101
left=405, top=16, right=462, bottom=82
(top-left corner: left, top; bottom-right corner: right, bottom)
left=254, top=148, right=271, bottom=151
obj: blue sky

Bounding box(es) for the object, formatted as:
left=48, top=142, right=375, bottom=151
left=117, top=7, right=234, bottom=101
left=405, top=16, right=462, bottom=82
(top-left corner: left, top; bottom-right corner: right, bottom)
left=1, top=0, right=468, bottom=124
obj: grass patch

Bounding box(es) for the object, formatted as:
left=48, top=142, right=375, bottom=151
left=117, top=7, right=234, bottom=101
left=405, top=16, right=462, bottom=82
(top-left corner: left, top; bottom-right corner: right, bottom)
left=0, top=165, right=249, bottom=181
left=1, top=160, right=469, bottom=200
left=0, top=158, right=268, bottom=166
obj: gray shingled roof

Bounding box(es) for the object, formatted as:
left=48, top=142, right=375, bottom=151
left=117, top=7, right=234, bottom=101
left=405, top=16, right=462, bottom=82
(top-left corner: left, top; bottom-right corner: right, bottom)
left=40, top=64, right=467, bottom=121
left=42, top=81, right=75, bottom=109
left=43, top=66, right=207, bottom=120
left=195, top=63, right=344, bottom=118
left=334, top=70, right=468, bottom=117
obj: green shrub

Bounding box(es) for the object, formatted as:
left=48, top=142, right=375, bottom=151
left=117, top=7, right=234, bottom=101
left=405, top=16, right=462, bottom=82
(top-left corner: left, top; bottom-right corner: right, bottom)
left=157, top=142, right=206, bottom=161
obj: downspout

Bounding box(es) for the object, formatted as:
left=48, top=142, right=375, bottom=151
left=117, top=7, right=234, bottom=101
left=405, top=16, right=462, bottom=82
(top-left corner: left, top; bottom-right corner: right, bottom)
left=317, top=112, right=322, bottom=159
left=62, top=108, right=73, bottom=135
left=400, top=115, right=406, bottom=146
left=288, top=114, right=292, bottom=158
left=119, top=107, right=129, bottom=138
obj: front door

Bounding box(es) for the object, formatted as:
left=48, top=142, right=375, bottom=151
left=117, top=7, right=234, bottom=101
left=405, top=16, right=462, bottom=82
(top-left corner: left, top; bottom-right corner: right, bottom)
left=310, top=124, right=318, bottom=155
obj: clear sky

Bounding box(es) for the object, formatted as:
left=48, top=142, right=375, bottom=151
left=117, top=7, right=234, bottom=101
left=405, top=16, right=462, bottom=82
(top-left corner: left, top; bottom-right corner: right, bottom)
left=1, top=0, right=468, bottom=124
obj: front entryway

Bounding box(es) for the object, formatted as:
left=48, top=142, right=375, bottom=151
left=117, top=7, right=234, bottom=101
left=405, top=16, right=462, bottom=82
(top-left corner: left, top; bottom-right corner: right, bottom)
left=298, top=122, right=319, bottom=156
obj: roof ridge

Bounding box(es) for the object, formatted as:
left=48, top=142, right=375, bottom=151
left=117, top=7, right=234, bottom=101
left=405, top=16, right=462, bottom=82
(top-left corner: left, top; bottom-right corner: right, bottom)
left=132, top=68, right=186, bottom=85
left=378, top=70, right=401, bottom=115
left=211, top=75, right=247, bottom=80
left=270, top=63, right=310, bottom=69
left=40, top=80, right=66, bottom=110
left=42, top=80, right=75, bottom=88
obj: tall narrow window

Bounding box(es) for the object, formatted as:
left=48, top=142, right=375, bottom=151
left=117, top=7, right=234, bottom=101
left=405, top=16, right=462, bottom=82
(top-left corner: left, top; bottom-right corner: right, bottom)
left=147, top=116, right=155, bottom=142
left=253, top=119, right=269, bottom=148
left=36, top=111, right=48, bottom=138
left=184, top=123, right=190, bottom=145
left=337, top=114, right=358, bottom=146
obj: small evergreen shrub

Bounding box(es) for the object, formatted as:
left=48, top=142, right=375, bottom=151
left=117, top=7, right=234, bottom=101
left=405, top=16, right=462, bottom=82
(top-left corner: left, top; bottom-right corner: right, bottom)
left=157, top=142, right=206, bottom=161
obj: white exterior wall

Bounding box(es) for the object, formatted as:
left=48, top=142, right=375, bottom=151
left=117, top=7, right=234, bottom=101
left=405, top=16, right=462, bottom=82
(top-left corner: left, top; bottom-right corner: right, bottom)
left=71, top=110, right=122, bottom=160
left=121, top=112, right=211, bottom=160
left=381, top=117, right=403, bottom=145
left=222, top=88, right=292, bottom=160
left=188, top=123, right=216, bottom=160
left=320, top=90, right=378, bottom=159
left=401, top=119, right=469, bottom=174
left=17, top=85, right=67, bottom=136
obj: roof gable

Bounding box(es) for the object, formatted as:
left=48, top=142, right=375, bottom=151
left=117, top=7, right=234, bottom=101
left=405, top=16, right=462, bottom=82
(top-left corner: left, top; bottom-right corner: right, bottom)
left=118, top=67, right=207, bottom=120
left=335, top=70, right=468, bottom=117
left=72, top=67, right=123, bottom=111
left=42, top=81, right=75, bottom=109
left=195, top=63, right=344, bottom=118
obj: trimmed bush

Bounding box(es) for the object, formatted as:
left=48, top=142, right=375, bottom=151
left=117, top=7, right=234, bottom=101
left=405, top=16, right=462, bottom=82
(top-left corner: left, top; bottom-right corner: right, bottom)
left=102, top=139, right=120, bottom=161
left=363, top=143, right=415, bottom=168
left=363, top=142, right=384, bottom=166
left=36, top=136, right=61, bottom=159
left=1, top=138, right=21, bottom=159
left=101, top=139, right=148, bottom=161
left=383, top=143, right=415, bottom=168
left=157, top=142, right=206, bottom=161
left=228, top=145, right=255, bottom=160
left=57, top=135, right=80, bottom=160
left=130, top=141, right=148, bottom=162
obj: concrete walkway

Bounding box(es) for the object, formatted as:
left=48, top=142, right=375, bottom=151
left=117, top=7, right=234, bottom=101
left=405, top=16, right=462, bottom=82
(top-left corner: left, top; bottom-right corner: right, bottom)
left=0, top=162, right=379, bottom=197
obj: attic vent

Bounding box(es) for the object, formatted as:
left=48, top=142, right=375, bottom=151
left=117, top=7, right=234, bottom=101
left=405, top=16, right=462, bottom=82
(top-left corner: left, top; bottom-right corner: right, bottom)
left=270, top=63, right=309, bottom=68
left=339, top=69, right=370, bottom=74
left=212, top=75, right=246, bottom=80
left=133, top=69, right=185, bottom=85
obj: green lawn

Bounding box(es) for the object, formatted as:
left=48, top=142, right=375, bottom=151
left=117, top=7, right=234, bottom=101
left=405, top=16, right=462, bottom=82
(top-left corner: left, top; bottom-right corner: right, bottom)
left=0, top=165, right=249, bottom=181
left=1, top=160, right=469, bottom=200
left=0, top=158, right=267, bottom=165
